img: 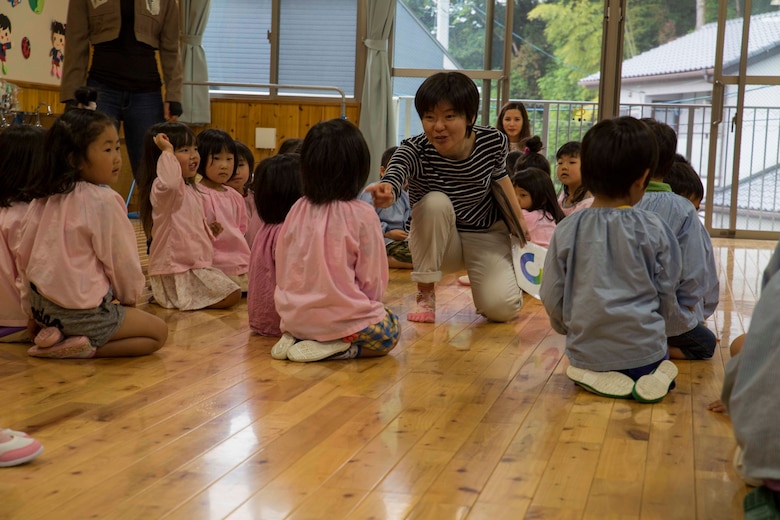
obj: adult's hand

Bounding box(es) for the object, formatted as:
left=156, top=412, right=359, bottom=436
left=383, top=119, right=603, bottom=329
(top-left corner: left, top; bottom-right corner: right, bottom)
left=365, top=182, right=395, bottom=208
left=164, top=102, right=180, bottom=122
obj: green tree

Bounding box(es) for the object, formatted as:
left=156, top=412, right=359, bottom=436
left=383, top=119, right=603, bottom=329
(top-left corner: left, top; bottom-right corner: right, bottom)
left=528, top=0, right=602, bottom=101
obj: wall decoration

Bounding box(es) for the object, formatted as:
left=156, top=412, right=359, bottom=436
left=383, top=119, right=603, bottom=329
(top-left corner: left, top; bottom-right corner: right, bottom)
left=0, top=1, right=66, bottom=84
left=28, top=0, right=44, bottom=14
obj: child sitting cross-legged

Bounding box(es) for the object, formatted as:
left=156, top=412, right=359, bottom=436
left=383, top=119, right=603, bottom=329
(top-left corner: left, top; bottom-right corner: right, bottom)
left=540, top=116, right=681, bottom=403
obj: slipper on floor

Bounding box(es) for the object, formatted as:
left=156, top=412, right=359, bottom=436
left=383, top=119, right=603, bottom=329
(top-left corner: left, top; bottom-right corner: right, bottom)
left=566, top=365, right=635, bottom=399
left=0, top=433, right=43, bottom=467
left=287, top=340, right=351, bottom=362
left=27, top=336, right=95, bottom=359
left=34, top=327, right=63, bottom=348
left=1, top=429, right=30, bottom=438
left=632, top=360, right=678, bottom=404
left=457, top=275, right=471, bottom=286
left=271, top=332, right=297, bottom=360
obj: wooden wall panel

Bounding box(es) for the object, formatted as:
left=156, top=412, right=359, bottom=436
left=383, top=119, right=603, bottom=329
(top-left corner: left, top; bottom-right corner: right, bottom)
left=17, top=84, right=360, bottom=207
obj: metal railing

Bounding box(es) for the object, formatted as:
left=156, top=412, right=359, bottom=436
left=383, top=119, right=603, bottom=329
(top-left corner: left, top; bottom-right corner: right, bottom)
left=395, top=97, right=780, bottom=232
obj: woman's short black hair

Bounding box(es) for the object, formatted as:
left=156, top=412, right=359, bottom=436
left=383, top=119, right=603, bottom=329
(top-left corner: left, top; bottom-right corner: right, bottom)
left=581, top=116, right=658, bottom=199
left=0, top=125, right=46, bottom=206
left=253, top=153, right=302, bottom=224
left=300, top=119, right=370, bottom=204
left=414, top=71, right=479, bottom=136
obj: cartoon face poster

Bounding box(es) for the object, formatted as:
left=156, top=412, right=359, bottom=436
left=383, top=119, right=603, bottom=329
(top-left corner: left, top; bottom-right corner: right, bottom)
left=0, top=1, right=67, bottom=84
left=50, top=20, right=63, bottom=78
left=0, top=13, right=11, bottom=75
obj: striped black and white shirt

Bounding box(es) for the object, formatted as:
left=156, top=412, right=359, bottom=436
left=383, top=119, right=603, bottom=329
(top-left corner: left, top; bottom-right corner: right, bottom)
left=383, top=125, right=508, bottom=233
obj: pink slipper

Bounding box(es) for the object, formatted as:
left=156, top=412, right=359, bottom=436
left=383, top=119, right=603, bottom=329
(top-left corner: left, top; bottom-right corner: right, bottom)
left=0, top=433, right=43, bottom=467
left=28, top=336, right=96, bottom=359
left=408, top=290, right=436, bottom=323
left=34, top=327, right=64, bottom=348
left=457, top=275, right=471, bottom=286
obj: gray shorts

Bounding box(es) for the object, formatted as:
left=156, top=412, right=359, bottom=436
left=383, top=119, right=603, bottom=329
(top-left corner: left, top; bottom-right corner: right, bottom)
left=29, top=285, right=125, bottom=348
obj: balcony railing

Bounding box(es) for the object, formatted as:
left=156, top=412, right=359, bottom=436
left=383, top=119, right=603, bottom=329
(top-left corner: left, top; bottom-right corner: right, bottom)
left=394, top=97, right=780, bottom=232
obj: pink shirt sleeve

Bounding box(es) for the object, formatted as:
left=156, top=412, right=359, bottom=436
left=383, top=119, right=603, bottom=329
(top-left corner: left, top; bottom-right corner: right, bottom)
left=523, top=209, right=557, bottom=248
left=201, top=187, right=250, bottom=275
left=0, top=204, right=30, bottom=326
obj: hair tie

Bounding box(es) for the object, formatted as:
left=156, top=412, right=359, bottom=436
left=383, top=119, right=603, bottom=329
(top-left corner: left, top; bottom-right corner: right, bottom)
left=86, top=101, right=97, bottom=111
left=524, top=147, right=530, bottom=154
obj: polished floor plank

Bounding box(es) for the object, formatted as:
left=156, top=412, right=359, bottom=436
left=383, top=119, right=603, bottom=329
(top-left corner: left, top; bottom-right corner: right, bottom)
left=1, top=231, right=775, bottom=519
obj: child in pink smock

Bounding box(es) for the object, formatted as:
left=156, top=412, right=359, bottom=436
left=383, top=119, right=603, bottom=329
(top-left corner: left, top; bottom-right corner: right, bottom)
left=247, top=154, right=302, bottom=336
left=556, top=141, right=594, bottom=216
left=196, top=129, right=251, bottom=291
left=137, top=122, right=241, bottom=311
left=18, top=96, right=168, bottom=358
left=271, top=119, right=401, bottom=363
left=227, top=140, right=259, bottom=249
left=0, top=125, right=45, bottom=343
left=512, top=167, right=565, bottom=248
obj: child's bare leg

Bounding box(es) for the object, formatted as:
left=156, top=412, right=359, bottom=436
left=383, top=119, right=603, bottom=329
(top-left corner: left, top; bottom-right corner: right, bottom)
left=668, top=347, right=687, bottom=359
left=408, top=282, right=435, bottom=323
left=387, top=256, right=413, bottom=269
left=206, top=289, right=241, bottom=309
left=708, top=334, right=746, bottom=413
left=95, top=307, right=168, bottom=357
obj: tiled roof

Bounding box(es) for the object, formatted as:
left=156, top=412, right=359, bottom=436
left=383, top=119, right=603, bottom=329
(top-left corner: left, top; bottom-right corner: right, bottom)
left=712, top=166, right=780, bottom=212
left=581, top=11, right=780, bottom=83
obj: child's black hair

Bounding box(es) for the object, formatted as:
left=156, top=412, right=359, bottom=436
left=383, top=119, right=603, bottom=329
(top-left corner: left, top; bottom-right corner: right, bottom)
left=556, top=141, right=581, bottom=159
left=138, top=121, right=198, bottom=238
left=514, top=136, right=550, bottom=175
left=496, top=101, right=531, bottom=144
left=512, top=167, right=565, bottom=224
left=506, top=150, right=523, bottom=176
left=0, top=125, right=46, bottom=207
left=581, top=116, right=658, bottom=200
left=555, top=140, right=588, bottom=205
left=0, top=14, right=10, bottom=31
left=666, top=155, right=704, bottom=203
left=51, top=21, right=65, bottom=36
left=196, top=128, right=238, bottom=181
left=381, top=146, right=398, bottom=169
left=26, top=88, right=115, bottom=199
left=414, top=71, right=479, bottom=137
left=253, top=153, right=302, bottom=224
left=278, top=138, right=303, bottom=155
left=640, top=118, right=677, bottom=179
left=233, top=140, right=255, bottom=185
left=300, top=119, right=370, bottom=204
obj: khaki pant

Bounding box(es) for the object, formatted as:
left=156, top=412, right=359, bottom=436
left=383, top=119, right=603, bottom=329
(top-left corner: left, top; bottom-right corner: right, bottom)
left=409, top=192, right=523, bottom=322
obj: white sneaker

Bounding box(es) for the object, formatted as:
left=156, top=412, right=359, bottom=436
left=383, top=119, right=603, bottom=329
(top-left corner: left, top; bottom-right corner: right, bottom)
left=271, top=332, right=297, bottom=360
left=287, top=340, right=351, bottom=362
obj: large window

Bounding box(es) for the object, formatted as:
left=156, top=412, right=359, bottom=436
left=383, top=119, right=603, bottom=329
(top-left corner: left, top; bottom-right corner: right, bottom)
left=203, top=0, right=358, bottom=97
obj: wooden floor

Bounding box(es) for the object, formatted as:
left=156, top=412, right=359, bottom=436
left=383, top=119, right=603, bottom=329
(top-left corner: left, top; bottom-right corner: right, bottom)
left=0, top=225, right=773, bottom=519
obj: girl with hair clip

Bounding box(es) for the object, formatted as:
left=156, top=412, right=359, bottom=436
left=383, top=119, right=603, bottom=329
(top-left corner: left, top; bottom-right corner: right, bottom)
left=496, top=101, right=532, bottom=152
left=514, top=136, right=551, bottom=175
left=556, top=141, right=593, bottom=216
left=512, top=167, right=566, bottom=248
left=272, top=119, right=400, bottom=363
left=196, top=129, right=251, bottom=291
left=137, top=122, right=241, bottom=311
left=367, top=71, right=529, bottom=323
left=18, top=91, right=168, bottom=358
left=0, top=125, right=46, bottom=343
left=247, top=154, right=302, bottom=337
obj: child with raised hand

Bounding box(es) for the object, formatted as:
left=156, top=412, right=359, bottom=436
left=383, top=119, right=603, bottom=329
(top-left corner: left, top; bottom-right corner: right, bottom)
left=196, top=129, right=251, bottom=291
left=247, top=154, right=302, bottom=336
left=512, top=167, right=565, bottom=248
left=18, top=94, right=168, bottom=358
left=496, top=101, right=531, bottom=152
left=556, top=141, right=593, bottom=216
left=359, top=146, right=413, bottom=269
left=138, top=122, right=241, bottom=311
left=540, top=116, right=681, bottom=403
left=272, top=119, right=400, bottom=363
left=0, top=125, right=45, bottom=343
left=636, top=119, right=718, bottom=361
left=514, top=135, right=551, bottom=175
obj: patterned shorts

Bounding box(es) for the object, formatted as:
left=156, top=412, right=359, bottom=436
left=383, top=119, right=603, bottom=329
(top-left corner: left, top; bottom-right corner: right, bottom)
left=352, top=308, right=401, bottom=352
left=386, top=240, right=412, bottom=264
